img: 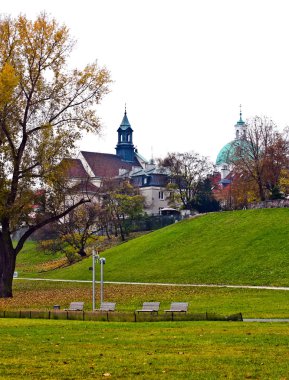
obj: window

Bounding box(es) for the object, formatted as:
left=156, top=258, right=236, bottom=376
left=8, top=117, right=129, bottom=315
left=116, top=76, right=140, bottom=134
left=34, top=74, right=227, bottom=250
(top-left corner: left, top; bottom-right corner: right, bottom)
left=159, top=191, right=164, bottom=200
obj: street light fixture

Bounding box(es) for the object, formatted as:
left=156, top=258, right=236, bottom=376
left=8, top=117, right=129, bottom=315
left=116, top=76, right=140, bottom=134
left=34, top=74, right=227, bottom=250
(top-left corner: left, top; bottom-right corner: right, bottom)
left=99, top=257, right=106, bottom=304
left=91, top=249, right=106, bottom=310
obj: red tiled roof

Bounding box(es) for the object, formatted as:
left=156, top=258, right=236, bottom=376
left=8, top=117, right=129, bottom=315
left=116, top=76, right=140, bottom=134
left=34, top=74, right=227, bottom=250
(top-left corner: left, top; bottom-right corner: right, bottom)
left=80, top=151, right=140, bottom=178
left=62, top=158, right=88, bottom=178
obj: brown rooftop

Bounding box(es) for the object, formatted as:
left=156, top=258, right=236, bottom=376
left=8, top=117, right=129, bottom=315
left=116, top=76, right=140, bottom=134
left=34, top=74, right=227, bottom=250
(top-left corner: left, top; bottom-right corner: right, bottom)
left=62, top=158, right=88, bottom=178
left=80, top=151, right=140, bottom=178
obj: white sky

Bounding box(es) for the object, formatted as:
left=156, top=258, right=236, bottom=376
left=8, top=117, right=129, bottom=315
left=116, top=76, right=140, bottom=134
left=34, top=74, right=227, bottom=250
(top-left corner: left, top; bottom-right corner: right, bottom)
left=2, top=0, right=289, bottom=163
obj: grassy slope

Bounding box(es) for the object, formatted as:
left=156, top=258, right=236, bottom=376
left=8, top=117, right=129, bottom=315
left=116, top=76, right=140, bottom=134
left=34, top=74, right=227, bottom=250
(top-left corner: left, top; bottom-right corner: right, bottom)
left=18, top=208, right=289, bottom=286
left=16, top=241, right=65, bottom=273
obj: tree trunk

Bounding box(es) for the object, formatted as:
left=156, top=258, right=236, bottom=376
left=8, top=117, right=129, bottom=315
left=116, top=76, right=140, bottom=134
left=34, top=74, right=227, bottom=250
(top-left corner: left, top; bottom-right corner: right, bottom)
left=257, top=179, right=266, bottom=201
left=0, top=233, right=16, bottom=298
left=78, top=248, right=87, bottom=257
left=105, top=226, right=111, bottom=239
left=118, top=221, right=125, bottom=241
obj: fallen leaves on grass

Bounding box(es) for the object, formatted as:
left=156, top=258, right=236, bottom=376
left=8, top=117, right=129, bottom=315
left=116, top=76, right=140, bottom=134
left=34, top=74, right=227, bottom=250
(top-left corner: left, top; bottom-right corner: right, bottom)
left=0, top=281, right=207, bottom=311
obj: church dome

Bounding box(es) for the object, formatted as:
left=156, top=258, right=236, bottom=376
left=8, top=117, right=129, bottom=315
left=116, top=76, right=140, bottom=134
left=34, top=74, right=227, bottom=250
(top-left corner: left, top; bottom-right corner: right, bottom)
left=216, top=139, right=247, bottom=166
left=216, top=141, right=235, bottom=166
left=216, top=107, right=249, bottom=166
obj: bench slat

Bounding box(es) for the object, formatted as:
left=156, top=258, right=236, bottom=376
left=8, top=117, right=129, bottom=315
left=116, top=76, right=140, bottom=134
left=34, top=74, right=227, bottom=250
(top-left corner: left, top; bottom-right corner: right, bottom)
left=164, top=302, right=188, bottom=313
left=66, top=302, right=84, bottom=311
left=136, top=302, right=160, bottom=313
left=96, top=302, right=116, bottom=311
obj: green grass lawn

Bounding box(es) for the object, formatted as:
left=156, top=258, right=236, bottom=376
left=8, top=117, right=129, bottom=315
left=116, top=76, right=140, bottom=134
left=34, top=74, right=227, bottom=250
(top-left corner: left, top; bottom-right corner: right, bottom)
left=5, top=208, right=289, bottom=379
left=1, top=318, right=289, bottom=379
left=20, top=208, right=289, bottom=287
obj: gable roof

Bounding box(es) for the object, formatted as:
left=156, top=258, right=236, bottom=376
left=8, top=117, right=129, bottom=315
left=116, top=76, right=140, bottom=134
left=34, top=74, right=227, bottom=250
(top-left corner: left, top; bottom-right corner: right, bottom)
left=80, top=151, right=141, bottom=178
left=130, top=166, right=170, bottom=177
left=62, top=158, right=88, bottom=178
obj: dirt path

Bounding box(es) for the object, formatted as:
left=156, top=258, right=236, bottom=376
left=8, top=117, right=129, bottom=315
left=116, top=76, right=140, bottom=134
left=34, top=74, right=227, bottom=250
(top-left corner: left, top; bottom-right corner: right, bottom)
left=15, top=278, right=289, bottom=291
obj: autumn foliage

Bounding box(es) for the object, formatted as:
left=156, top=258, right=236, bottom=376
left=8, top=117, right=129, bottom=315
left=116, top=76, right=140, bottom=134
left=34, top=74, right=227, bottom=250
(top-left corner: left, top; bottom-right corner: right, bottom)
left=0, top=13, right=111, bottom=297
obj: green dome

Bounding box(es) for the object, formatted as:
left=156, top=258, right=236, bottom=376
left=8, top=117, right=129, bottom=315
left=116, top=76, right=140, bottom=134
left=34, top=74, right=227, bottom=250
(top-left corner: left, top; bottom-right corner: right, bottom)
left=216, top=139, right=247, bottom=166
left=216, top=142, right=234, bottom=166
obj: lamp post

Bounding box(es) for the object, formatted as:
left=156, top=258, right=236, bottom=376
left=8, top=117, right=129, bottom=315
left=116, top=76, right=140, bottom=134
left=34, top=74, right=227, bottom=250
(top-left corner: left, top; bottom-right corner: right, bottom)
left=91, top=250, right=106, bottom=310
left=92, top=250, right=99, bottom=310
left=99, top=258, right=106, bottom=304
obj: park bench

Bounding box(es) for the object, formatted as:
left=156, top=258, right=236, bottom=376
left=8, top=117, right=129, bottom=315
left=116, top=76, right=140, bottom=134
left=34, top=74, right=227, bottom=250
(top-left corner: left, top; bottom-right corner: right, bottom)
left=136, top=302, right=160, bottom=314
left=65, top=302, right=84, bottom=311
left=95, top=302, right=116, bottom=312
left=164, top=302, right=188, bottom=314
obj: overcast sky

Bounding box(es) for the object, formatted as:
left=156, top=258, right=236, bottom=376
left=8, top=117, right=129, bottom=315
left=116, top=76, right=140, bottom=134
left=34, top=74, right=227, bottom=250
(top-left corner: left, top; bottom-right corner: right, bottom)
left=2, top=0, right=289, bottom=163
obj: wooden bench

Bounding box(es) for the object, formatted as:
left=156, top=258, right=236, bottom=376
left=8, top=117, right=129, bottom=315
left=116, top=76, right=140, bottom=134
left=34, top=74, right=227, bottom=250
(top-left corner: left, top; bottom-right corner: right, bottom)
left=164, top=302, right=188, bottom=314
left=65, top=302, right=84, bottom=311
left=95, top=302, right=116, bottom=312
left=136, top=302, right=160, bottom=314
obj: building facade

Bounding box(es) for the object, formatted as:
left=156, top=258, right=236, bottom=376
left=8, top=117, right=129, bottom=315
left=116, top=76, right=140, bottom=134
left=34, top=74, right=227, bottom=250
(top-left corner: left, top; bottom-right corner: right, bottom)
left=65, top=109, right=171, bottom=215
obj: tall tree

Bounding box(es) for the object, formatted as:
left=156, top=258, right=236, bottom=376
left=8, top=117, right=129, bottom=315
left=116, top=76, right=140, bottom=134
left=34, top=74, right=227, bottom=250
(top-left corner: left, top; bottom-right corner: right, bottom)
left=231, top=116, right=289, bottom=201
left=0, top=13, right=111, bottom=297
left=159, top=151, right=214, bottom=210
left=190, top=177, right=220, bottom=213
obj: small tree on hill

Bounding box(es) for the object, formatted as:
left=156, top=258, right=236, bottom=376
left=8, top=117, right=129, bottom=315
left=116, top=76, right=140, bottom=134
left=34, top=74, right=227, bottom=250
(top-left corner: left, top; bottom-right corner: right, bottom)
left=101, top=179, right=145, bottom=241
left=189, top=178, right=220, bottom=213
left=58, top=202, right=102, bottom=257
left=0, top=13, right=111, bottom=297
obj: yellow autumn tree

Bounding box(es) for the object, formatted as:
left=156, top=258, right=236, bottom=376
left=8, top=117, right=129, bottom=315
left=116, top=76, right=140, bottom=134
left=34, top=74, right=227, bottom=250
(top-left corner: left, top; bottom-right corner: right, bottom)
left=0, top=13, right=111, bottom=297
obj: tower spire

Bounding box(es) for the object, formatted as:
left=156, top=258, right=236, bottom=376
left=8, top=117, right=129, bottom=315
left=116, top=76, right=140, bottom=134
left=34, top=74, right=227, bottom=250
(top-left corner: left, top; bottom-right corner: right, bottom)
left=239, top=104, right=243, bottom=123
left=116, top=107, right=135, bottom=162
left=235, top=104, right=246, bottom=139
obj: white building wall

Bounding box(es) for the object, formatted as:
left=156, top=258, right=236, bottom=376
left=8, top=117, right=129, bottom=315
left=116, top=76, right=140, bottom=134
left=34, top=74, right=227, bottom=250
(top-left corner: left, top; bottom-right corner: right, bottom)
left=139, top=186, right=170, bottom=215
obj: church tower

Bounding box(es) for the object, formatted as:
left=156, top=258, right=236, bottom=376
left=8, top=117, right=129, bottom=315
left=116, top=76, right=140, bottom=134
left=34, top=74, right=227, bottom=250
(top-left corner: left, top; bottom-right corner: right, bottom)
left=234, top=105, right=247, bottom=140
left=216, top=106, right=247, bottom=180
left=115, top=108, right=135, bottom=162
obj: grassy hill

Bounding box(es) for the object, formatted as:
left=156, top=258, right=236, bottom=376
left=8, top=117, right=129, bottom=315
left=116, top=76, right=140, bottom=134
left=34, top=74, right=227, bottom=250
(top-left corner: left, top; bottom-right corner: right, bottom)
left=18, top=208, right=289, bottom=286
